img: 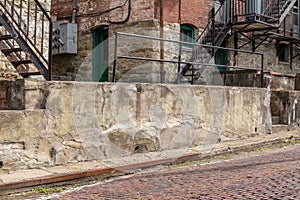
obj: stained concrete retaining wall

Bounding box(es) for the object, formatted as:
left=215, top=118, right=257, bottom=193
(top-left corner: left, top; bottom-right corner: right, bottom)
left=0, top=80, right=271, bottom=172
left=271, top=90, right=300, bottom=128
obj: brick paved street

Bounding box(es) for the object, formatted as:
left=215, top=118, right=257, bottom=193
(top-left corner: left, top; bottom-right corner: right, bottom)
left=48, top=145, right=300, bottom=200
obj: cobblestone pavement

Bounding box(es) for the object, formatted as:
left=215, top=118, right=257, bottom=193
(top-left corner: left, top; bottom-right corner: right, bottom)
left=48, top=145, right=300, bottom=200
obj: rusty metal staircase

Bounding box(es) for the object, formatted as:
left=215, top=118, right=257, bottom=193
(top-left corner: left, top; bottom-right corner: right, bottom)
left=0, top=0, right=52, bottom=80
left=181, top=0, right=299, bottom=84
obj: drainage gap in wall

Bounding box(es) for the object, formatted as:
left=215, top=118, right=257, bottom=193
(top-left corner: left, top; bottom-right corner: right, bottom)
left=50, top=147, right=56, bottom=163
left=134, top=146, right=140, bottom=153
left=0, top=161, right=3, bottom=168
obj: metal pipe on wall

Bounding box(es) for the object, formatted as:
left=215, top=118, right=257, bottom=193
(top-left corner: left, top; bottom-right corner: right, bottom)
left=177, top=0, right=182, bottom=84
left=72, top=0, right=77, bottom=23
left=160, top=0, right=165, bottom=83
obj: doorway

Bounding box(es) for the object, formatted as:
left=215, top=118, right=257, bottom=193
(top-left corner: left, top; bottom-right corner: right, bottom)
left=93, top=26, right=109, bottom=82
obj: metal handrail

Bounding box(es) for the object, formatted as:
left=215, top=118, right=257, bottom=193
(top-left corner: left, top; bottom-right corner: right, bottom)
left=261, top=0, right=277, bottom=17
left=231, top=0, right=296, bottom=25
left=113, top=32, right=264, bottom=86
left=0, top=0, right=52, bottom=79
left=196, top=0, right=229, bottom=45
left=114, top=32, right=264, bottom=55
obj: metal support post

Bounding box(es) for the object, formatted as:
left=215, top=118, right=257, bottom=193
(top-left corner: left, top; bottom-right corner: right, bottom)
left=112, top=32, right=118, bottom=82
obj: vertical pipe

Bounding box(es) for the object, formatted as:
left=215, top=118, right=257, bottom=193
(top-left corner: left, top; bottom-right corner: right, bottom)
left=224, top=64, right=227, bottom=86
left=212, top=7, right=215, bottom=46
left=298, top=0, right=300, bottom=36
left=48, top=20, right=53, bottom=81
left=34, top=3, right=38, bottom=44
left=27, top=0, right=30, bottom=36
left=283, top=18, right=286, bottom=36
left=179, top=0, right=181, bottom=24
left=251, top=32, right=255, bottom=52
left=177, top=43, right=182, bottom=84
left=224, top=50, right=228, bottom=86
left=160, top=0, right=165, bottom=83
left=290, top=42, right=293, bottom=70
left=19, top=0, right=22, bottom=27
left=41, top=14, right=44, bottom=54
left=261, top=54, right=264, bottom=87
left=112, top=32, right=118, bottom=82
left=191, top=64, right=194, bottom=84
left=229, top=0, right=232, bottom=23
left=177, top=0, right=181, bottom=84
left=72, top=0, right=77, bottom=23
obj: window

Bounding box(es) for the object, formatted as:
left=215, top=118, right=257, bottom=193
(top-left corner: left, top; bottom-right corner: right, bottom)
left=180, top=25, right=194, bottom=48
left=278, top=44, right=289, bottom=62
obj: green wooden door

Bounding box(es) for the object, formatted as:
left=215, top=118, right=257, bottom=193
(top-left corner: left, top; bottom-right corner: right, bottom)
left=93, top=26, right=109, bottom=82
left=215, top=49, right=227, bottom=72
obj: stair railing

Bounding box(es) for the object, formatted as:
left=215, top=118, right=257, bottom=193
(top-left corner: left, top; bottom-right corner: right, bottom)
left=231, top=0, right=297, bottom=26
left=261, top=0, right=279, bottom=20
left=279, top=0, right=297, bottom=24
left=0, top=0, right=52, bottom=80
left=196, top=0, right=229, bottom=46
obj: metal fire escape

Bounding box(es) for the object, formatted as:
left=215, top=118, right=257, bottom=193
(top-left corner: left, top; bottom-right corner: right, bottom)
left=181, top=0, right=300, bottom=84
left=0, top=0, right=52, bottom=80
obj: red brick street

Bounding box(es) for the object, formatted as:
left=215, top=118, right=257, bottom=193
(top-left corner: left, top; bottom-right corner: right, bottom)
left=51, top=144, right=300, bottom=200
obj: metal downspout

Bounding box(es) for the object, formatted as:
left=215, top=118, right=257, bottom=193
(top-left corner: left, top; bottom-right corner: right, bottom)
left=72, top=0, right=77, bottom=23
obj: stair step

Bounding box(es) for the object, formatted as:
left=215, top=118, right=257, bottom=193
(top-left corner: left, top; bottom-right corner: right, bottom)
left=11, top=60, right=32, bottom=67
left=20, top=71, right=41, bottom=77
left=1, top=48, right=22, bottom=55
left=187, top=68, right=199, bottom=71
left=0, top=35, right=13, bottom=41
left=182, top=74, right=196, bottom=77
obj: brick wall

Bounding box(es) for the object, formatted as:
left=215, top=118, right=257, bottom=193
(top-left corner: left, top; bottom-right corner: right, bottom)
left=51, top=0, right=214, bottom=32
left=51, top=0, right=155, bottom=32
left=155, top=0, right=214, bottom=28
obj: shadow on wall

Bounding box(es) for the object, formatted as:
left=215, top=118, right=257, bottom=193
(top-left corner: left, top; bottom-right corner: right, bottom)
left=0, top=79, right=25, bottom=110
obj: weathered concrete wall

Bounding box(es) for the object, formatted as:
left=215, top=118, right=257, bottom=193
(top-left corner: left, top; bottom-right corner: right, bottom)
left=271, top=90, right=300, bottom=128
left=0, top=81, right=271, bottom=171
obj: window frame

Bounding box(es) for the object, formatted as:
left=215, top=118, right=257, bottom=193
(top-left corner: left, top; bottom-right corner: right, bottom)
left=277, top=43, right=289, bottom=63
left=180, top=25, right=195, bottom=48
